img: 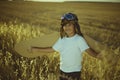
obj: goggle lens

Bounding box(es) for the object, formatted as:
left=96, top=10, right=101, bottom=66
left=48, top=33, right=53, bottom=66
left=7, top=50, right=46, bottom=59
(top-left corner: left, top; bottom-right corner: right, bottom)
left=61, top=14, right=75, bottom=20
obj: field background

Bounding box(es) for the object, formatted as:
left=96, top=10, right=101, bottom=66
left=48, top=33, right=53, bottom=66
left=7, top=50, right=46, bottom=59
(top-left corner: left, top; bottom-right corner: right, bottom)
left=0, top=1, right=120, bottom=80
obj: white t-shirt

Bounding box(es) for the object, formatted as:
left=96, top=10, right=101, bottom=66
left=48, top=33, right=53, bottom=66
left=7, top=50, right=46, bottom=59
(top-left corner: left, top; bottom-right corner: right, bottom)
left=52, top=34, right=89, bottom=73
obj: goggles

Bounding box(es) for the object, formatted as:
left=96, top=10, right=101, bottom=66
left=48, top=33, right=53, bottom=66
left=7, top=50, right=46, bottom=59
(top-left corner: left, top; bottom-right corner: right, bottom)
left=61, top=13, right=75, bottom=21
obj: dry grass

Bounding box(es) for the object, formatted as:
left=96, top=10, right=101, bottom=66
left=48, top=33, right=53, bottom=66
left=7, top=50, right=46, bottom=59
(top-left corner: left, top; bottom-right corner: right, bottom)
left=0, top=1, right=120, bottom=80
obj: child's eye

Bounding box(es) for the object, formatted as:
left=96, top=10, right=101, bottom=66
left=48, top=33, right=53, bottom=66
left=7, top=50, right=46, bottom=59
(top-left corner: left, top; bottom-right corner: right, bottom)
left=64, top=23, right=72, bottom=27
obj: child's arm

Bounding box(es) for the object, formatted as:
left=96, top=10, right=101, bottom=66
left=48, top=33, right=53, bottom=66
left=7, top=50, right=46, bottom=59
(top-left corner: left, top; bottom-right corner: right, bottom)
left=28, top=46, right=55, bottom=53
left=85, top=48, right=101, bottom=59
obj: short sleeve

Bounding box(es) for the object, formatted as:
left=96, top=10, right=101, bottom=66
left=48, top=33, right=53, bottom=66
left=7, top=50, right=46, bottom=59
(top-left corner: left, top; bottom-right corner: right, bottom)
left=52, top=38, right=62, bottom=52
left=78, top=37, right=89, bottom=53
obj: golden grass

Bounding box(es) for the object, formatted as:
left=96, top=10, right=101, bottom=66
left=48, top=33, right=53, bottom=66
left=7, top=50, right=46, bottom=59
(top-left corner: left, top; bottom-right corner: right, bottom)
left=0, top=1, right=120, bottom=80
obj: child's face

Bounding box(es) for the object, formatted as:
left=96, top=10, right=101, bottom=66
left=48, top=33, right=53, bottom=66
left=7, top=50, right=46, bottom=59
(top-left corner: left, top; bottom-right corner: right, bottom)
left=63, top=23, right=75, bottom=37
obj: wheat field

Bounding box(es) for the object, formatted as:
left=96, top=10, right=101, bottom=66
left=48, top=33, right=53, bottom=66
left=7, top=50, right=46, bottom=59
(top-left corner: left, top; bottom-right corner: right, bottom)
left=0, top=1, right=120, bottom=80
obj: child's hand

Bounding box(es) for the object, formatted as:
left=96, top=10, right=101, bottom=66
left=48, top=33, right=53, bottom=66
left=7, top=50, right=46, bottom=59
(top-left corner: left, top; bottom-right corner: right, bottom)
left=27, top=46, right=32, bottom=53
left=27, top=46, right=39, bottom=53
left=97, top=53, right=103, bottom=60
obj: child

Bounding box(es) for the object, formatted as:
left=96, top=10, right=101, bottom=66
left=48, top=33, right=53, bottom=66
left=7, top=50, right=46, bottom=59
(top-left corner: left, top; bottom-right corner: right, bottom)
left=30, top=13, right=100, bottom=80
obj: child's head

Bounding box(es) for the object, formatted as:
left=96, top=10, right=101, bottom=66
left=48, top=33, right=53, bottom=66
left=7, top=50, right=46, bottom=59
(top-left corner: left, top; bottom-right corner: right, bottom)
left=60, top=13, right=83, bottom=38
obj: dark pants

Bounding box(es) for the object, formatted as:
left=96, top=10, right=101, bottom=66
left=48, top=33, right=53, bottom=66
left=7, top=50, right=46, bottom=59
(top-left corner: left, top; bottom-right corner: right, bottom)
left=59, top=70, right=81, bottom=80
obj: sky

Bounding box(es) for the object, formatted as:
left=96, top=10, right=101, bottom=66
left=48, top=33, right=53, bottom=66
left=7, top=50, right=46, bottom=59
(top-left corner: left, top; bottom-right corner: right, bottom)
left=28, top=0, right=120, bottom=2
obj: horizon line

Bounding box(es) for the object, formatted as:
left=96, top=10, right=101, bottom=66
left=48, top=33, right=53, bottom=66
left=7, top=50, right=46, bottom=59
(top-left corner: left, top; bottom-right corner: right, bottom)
left=7, top=0, right=120, bottom=3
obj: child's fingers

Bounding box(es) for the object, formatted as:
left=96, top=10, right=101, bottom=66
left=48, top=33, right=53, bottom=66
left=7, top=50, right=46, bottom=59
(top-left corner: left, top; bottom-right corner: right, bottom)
left=27, top=46, right=32, bottom=53
left=97, top=53, right=103, bottom=60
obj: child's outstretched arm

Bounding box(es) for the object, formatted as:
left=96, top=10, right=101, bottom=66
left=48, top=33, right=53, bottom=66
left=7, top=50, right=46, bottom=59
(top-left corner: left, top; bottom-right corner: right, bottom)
left=28, top=46, right=55, bottom=53
left=85, top=48, right=101, bottom=59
